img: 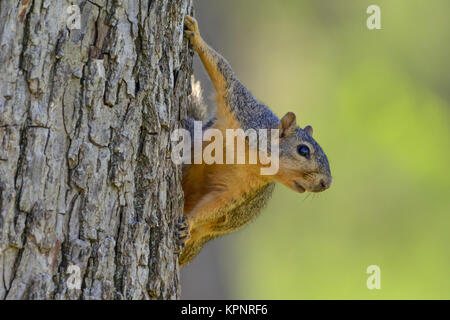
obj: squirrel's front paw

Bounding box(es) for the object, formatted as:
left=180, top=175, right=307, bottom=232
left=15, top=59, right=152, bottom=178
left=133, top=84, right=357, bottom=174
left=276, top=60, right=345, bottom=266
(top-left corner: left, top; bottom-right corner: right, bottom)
left=174, top=215, right=191, bottom=254
left=184, top=15, right=200, bottom=47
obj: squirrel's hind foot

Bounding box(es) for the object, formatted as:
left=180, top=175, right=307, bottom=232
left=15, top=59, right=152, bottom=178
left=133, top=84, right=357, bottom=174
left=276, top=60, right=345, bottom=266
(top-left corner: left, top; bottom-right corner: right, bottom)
left=184, top=15, right=199, bottom=34
left=174, top=215, right=191, bottom=254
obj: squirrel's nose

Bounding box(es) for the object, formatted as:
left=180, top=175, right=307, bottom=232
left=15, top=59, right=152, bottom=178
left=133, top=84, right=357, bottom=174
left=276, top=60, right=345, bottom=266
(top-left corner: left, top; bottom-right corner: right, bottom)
left=319, top=177, right=331, bottom=191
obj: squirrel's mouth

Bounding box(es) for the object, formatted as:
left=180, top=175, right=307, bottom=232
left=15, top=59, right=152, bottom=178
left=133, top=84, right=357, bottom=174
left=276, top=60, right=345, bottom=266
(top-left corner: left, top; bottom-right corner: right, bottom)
left=294, top=181, right=306, bottom=193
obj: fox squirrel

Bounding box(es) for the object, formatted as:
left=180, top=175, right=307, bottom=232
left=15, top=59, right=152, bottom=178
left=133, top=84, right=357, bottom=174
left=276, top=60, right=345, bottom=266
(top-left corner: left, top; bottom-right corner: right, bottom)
left=176, top=16, right=332, bottom=266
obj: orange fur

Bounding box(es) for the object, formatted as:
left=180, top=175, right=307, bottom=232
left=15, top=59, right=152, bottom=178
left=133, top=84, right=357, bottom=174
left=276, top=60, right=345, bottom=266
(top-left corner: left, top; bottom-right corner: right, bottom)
left=182, top=108, right=271, bottom=243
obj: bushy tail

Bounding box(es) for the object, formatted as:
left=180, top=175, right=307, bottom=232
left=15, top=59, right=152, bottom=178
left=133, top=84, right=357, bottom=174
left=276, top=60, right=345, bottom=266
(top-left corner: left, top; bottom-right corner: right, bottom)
left=187, top=75, right=207, bottom=121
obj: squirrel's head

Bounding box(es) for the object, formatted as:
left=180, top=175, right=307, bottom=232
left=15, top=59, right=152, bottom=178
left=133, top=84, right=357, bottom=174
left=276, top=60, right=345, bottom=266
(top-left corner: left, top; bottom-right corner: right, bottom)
left=274, top=112, right=332, bottom=193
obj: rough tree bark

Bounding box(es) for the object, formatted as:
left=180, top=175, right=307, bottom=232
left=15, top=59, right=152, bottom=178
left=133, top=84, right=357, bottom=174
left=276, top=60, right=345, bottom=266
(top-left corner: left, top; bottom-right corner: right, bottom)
left=0, top=0, right=193, bottom=299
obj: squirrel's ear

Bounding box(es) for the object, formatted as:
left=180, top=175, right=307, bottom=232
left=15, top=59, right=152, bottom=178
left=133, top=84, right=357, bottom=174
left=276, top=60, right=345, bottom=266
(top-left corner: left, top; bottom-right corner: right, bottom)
left=304, top=125, right=313, bottom=137
left=279, top=112, right=297, bottom=138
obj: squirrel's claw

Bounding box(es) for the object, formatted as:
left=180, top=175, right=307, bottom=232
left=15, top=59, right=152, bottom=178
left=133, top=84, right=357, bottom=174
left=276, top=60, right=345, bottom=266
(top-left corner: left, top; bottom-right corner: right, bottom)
left=184, top=30, right=195, bottom=41
left=174, top=215, right=191, bottom=254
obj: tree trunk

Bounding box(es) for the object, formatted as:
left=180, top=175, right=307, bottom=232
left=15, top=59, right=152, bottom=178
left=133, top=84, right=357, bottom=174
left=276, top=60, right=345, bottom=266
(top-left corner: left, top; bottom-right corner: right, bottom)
left=0, top=0, right=193, bottom=300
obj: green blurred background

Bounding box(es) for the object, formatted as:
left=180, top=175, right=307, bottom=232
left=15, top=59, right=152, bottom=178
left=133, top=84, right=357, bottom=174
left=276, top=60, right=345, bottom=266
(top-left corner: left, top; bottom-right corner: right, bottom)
left=181, top=0, right=450, bottom=299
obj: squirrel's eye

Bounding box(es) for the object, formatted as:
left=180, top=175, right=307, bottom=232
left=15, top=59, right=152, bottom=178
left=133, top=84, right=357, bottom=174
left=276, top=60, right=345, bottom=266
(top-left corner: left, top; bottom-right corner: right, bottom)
left=297, top=145, right=310, bottom=159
